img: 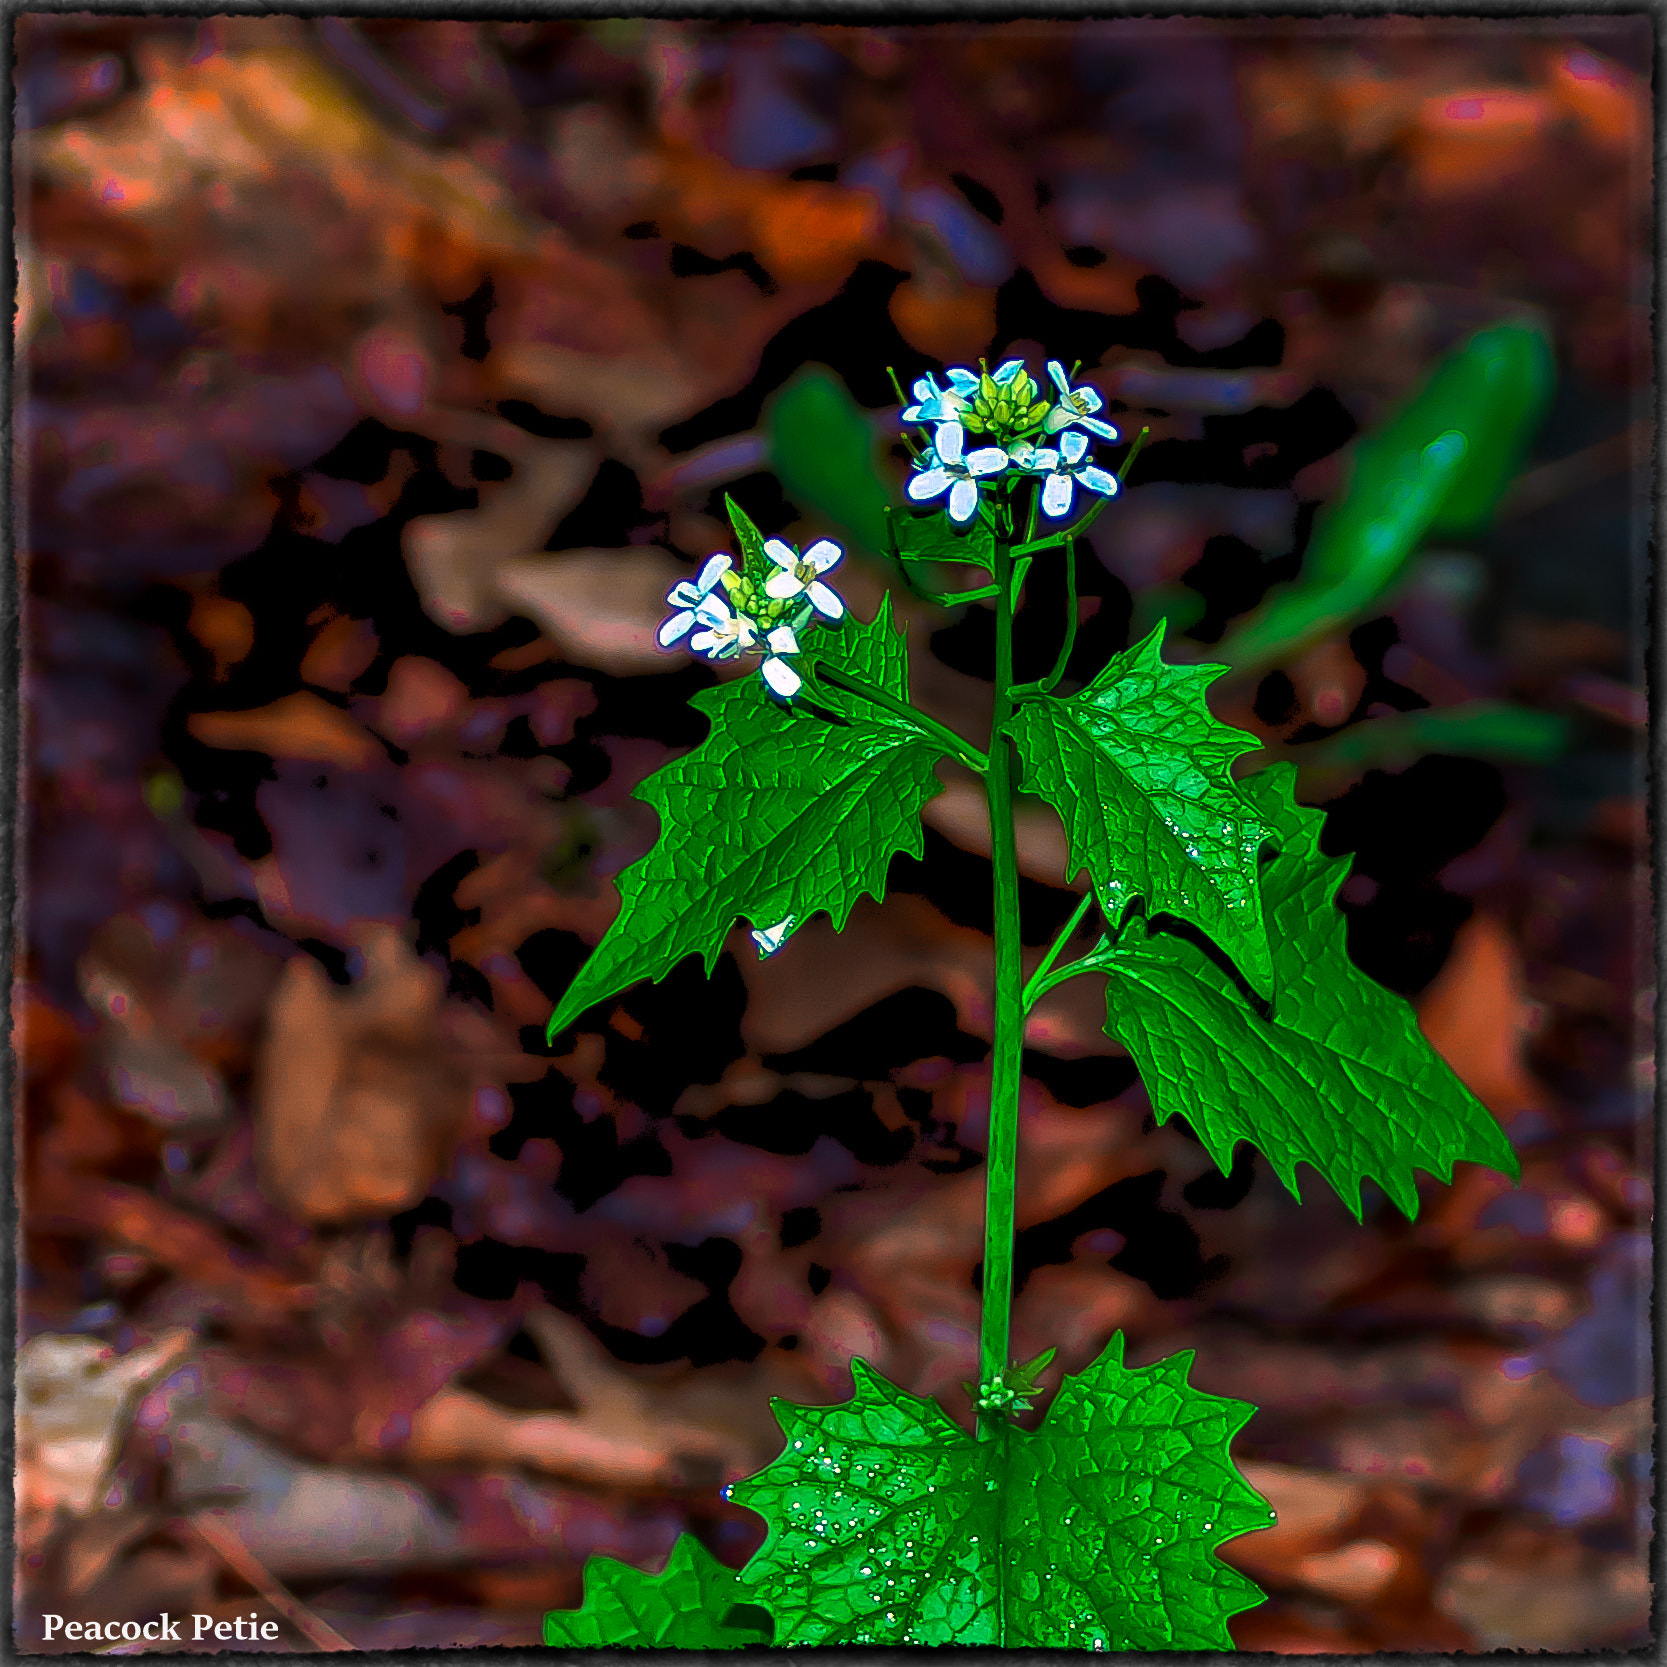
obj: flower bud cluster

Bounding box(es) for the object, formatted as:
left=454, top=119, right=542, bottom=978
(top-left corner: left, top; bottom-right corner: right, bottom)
left=902, top=358, right=1122, bottom=527
left=658, top=537, right=847, bottom=701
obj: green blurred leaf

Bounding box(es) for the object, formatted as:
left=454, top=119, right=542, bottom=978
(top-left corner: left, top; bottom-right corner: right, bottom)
left=1088, top=764, right=1520, bottom=1221
left=1287, top=700, right=1569, bottom=779
left=1008, top=622, right=1275, bottom=999
left=543, top=1535, right=772, bottom=1648
left=1219, top=322, right=1554, bottom=676
left=766, top=366, right=894, bottom=558
left=730, top=1334, right=1270, bottom=1647
left=546, top=598, right=942, bottom=1040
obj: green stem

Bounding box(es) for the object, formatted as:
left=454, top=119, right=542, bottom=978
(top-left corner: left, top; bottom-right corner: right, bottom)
left=1008, top=425, right=1151, bottom=560
left=978, top=526, right=1025, bottom=1436
left=1021, top=890, right=1097, bottom=1011
left=812, top=661, right=989, bottom=775
left=1025, top=935, right=1113, bottom=1007
left=1040, top=534, right=1079, bottom=693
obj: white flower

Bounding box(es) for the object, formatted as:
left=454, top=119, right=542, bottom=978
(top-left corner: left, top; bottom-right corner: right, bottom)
left=1015, top=429, right=1119, bottom=518
left=906, top=420, right=1010, bottom=525
left=750, top=915, right=795, bottom=958
left=900, top=359, right=1025, bottom=423
left=759, top=624, right=803, bottom=699
left=763, top=537, right=846, bottom=621
left=657, top=554, right=733, bottom=648
left=1042, top=360, right=1120, bottom=441
left=687, top=590, right=758, bottom=661
left=901, top=372, right=967, bottom=425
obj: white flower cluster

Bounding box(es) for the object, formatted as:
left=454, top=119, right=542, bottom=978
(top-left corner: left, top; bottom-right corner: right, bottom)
left=904, top=359, right=1121, bottom=527
left=657, top=538, right=846, bottom=701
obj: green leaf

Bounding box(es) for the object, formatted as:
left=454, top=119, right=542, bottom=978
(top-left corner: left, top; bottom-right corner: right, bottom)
left=724, top=492, right=770, bottom=575
left=1091, top=763, right=1520, bottom=1220
left=1007, top=621, right=1275, bottom=999
left=1287, top=700, right=1569, bottom=779
left=543, top=1534, right=772, bottom=1649
left=765, top=366, right=893, bottom=558
left=1219, top=321, right=1554, bottom=676
left=888, top=504, right=997, bottom=571
left=730, top=1334, right=1271, bottom=1648
left=546, top=598, right=943, bottom=1040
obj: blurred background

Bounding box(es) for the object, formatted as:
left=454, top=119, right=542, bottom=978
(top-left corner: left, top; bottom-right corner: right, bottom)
left=13, top=12, right=1652, bottom=1654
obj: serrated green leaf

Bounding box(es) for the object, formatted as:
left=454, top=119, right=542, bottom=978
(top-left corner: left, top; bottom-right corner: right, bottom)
left=1007, top=621, right=1274, bottom=998
left=888, top=504, right=997, bottom=571
left=546, top=598, right=943, bottom=1040
left=543, top=1534, right=772, bottom=1649
left=1092, top=762, right=1520, bottom=1220
left=765, top=366, right=893, bottom=558
left=730, top=1334, right=1270, bottom=1648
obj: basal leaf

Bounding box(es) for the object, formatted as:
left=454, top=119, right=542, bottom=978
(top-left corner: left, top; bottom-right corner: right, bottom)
left=543, top=1534, right=772, bottom=1649
left=546, top=597, right=942, bottom=1040
left=1007, top=621, right=1274, bottom=998
left=1092, top=762, right=1520, bottom=1220
left=730, top=1334, right=1270, bottom=1648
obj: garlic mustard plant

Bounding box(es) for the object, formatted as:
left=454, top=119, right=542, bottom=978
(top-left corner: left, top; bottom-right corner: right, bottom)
left=546, top=350, right=1520, bottom=1651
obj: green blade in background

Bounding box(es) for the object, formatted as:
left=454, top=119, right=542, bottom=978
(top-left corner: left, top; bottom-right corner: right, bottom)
left=766, top=365, right=895, bottom=560
left=1218, top=321, right=1554, bottom=677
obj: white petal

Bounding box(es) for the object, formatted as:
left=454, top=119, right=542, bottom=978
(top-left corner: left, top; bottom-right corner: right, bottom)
left=694, top=594, right=732, bottom=626
left=901, top=404, right=925, bottom=423
left=1042, top=472, right=1074, bottom=518
left=908, top=466, right=952, bottom=502
left=948, top=478, right=979, bottom=523
left=752, top=917, right=793, bottom=957
left=1071, top=384, right=1104, bottom=416
left=803, top=539, right=842, bottom=573
left=992, top=358, right=1024, bottom=385
left=1079, top=467, right=1119, bottom=497
left=764, top=569, right=804, bottom=600
left=1080, top=416, right=1120, bottom=441
left=911, top=375, right=938, bottom=403
left=667, top=581, right=701, bottom=607
left=946, top=367, right=980, bottom=394
left=761, top=657, right=801, bottom=699
left=764, top=538, right=798, bottom=571
left=696, top=553, right=732, bottom=592
left=807, top=581, right=845, bottom=620
left=1060, top=429, right=1090, bottom=465
left=966, top=446, right=1009, bottom=477
left=935, top=421, right=965, bottom=467
left=657, top=609, right=695, bottom=646
left=766, top=624, right=799, bottom=654
left=689, top=628, right=721, bottom=654
left=1030, top=447, right=1060, bottom=472
left=1041, top=407, right=1071, bottom=435
left=1047, top=359, right=1070, bottom=396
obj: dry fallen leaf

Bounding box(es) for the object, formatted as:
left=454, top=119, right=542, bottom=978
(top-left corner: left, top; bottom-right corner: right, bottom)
left=188, top=691, right=382, bottom=771
left=18, top=1330, right=193, bottom=1517
left=1418, top=912, right=1544, bottom=1116
left=405, top=1304, right=756, bottom=1488
left=403, top=432, right=599, bottom=634
left=254, top=923, right=471, bottom=1222
left=495, top=547, right=688, bottom=677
